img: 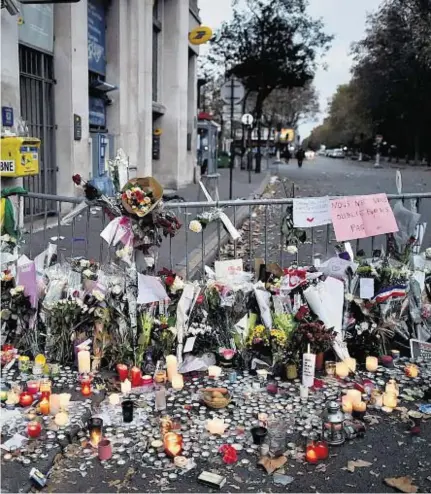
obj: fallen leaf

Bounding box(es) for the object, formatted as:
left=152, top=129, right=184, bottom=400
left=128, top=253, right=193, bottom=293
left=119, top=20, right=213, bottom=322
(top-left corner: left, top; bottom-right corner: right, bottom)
left=258, top=455, right=287, bottom=474
left=384, top=476, right=418, bottom=493
left=347, top=460, right=372, bottom=473
left=370, top=471, right=380, bottom=477
left=108, top=480, right=121, bottom=487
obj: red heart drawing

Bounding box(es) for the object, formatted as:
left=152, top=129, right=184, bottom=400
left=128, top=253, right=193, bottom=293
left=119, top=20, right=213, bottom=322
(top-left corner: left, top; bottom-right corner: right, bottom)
left=306, top=217, right=314, bottom=223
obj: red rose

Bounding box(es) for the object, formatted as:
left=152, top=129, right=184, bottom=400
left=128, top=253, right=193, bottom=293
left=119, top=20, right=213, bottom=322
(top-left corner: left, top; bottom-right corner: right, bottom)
left=134, top=190, right=144, bottom=202
left=72, top=174, right=82, bottom=185
left=165, top=276, right=175, bottom=287
left=196, top=295, right=204, bottom=304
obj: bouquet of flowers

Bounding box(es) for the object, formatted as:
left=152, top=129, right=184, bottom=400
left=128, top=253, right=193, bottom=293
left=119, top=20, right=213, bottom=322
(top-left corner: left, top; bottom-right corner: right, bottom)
left=121, top=181, right=158, bottom=217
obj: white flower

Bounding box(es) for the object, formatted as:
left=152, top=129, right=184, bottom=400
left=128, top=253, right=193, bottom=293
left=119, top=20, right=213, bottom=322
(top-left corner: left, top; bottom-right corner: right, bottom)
left=112, top=285, right=122, bottom=296
left=92, top=289, right=105, bottom=302
left=189, top=220, right=203, bottom=233
left=170, top=276, right=185, bottom=294
left=426, top=247, right=431, bottom=260
left=80, top=259, right=90, bottom=268
left=82, top=269, right=93, bottom=278
left=286, top=245, right=298, bottom=255
left=168, top=326, right=177, bottom=337
left=345, top=293, right=354, bottom=302
left=15, top=285, right=24, bottom=293
left=1, top=234, right=11, bottom=242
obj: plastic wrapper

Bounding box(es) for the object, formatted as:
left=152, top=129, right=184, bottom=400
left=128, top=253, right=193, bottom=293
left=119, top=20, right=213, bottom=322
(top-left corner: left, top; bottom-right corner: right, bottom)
left=389, top=201, right=421, bottom=257
left=42, top=264, right=70, bottom=307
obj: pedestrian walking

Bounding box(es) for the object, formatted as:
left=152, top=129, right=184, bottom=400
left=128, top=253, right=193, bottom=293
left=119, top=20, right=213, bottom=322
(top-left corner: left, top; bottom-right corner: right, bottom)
left=296, top=147, right=305, bottom=168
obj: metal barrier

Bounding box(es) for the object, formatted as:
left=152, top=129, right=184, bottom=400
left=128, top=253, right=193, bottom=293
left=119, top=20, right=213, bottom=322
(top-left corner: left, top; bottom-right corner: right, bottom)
left=20, top=192, right=431, bottom=278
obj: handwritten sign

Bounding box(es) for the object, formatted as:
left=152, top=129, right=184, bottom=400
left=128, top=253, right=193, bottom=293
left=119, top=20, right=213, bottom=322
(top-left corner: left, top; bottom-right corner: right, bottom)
left=410, top=339, right=431, bottom=361
left=293, top=196, right=331, bottom=227
left=330, top=193, right=399, bottom=241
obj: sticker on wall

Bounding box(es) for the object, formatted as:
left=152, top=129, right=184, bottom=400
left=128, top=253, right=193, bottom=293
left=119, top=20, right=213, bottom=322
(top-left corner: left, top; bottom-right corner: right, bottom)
left=188, top=26, right=213, bottom=45
left=153, top=128, right=163, bottom=136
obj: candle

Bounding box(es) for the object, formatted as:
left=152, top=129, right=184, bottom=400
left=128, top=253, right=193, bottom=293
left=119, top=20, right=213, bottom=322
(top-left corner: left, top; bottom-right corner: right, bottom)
left=27, top=421, right=42, bottom=439
left=49, top=394, right=61, bottom=415
left=341, top=396, right=353, bottom=414
left=121, top=378, right=131, bottom=394
left=365, top=356, right=378, bottom=372
left=302, top=349, right=316, bottom=388
left=305, top=447, right=319, bottom=464
left=208, top=366, right=222, bottom=378
left=166, top=355, right=178, bottom=382
left=370, top=389, right=383, bottom=408
left=172, top=374, right=184, bottom=390
left=391, top=349, right=400, bottom=361
left=19, top=392, right=34, bottom=408
left=258, top=413, right=268, bottom=427
left=325, top=361, right=336, bottom=376
left=163, top=432, right=183, bottom=457
left=206, top=418, right=227, bottom=435
left=256, top=369, right=269, bottom=380
left=40, top=396, right=50, bottom=415
left=27, top=380, right=40, bottom=395
left=81, top=376, right=92, bottom=397
left=385, top=379, right=399, bottom=396
left=40, top=379, right=52, bottom=396
left=78, top=347, right=91, bottom=374
left=346, top=389, right=362, bottom=406
left=315, top=441, right=329, bottom=460
left=6, top=391, right=19, bottom=405
left=155, top=386, right=167, bottom=411
left=336, top=362, right=349, bottom=378
left=116, top=363, right=128, bottom=382
left=353, top=401, right=367, bottom=414
left=383, top=391, right=397, bottom=409
left=155, top=370, right=167, bottom=384
left=405, top=363, right=419, bottom=378
left=59, top=393, right=71, bottom=411
left=344, top=357, right=356, bottom=373
left=54, top=412, right=69, bottom=427
left=0, top=390, right=7, bottom=402
left=109, top=393, right=121, bottom=406
left=88, top=417, right=103, bottom=448
left=130, top=366, right=142, bottom=387
left=300, top=384, right=309, bottom=401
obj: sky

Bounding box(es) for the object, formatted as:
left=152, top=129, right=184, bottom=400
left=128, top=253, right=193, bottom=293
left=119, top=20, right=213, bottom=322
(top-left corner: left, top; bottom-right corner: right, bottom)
left=198, top=0, right=380, bottom=139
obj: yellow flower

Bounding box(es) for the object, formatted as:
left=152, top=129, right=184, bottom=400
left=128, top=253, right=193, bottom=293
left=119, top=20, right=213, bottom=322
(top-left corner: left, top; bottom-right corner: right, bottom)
left=143, top=196, right=151, bottom=204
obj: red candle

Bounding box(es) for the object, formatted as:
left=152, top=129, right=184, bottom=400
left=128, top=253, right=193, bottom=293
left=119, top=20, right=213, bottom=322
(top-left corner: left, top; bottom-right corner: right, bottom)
left=130, top=366, right=142, bottom=387
left=27, top=381, right=40, bottom=395
left=81, top=380, right=92, bottom=397
left=116, top=364, right=128, bottom=382
left=19, top=392, right=34, bottom=407
left=27, top=421, right=42, bottom=438
left=305, top=447, right=319, bottom=464
left=315, top=441, right=329, bottom=460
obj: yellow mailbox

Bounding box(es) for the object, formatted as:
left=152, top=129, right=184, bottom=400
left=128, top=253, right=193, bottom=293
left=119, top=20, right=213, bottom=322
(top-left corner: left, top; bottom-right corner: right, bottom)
left=1, top=136, right=40, bottom=177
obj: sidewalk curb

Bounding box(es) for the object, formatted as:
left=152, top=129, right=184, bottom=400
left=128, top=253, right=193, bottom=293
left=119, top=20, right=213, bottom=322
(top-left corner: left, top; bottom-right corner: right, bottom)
left=177, top=172, right=272, bottom=279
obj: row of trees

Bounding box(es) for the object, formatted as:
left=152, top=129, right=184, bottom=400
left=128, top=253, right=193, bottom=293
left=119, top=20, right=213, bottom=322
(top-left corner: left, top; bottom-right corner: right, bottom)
left=202, top=0, right=333, bottom=171
left=306, top=0, right=431, bottom=162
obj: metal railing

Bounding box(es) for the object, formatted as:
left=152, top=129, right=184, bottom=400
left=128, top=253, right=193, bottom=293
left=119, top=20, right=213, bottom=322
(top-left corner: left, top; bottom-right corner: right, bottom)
left=20, top=192, right=431, bottom=279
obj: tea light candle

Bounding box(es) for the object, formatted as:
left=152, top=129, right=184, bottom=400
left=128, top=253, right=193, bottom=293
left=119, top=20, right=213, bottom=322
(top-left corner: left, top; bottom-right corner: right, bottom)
left=49, top=394, right=61, bottom=415
left=385, top=379, right=399, bottom=396
left=305, top=447, right=319, bottom=464
left=206, top=418, right=227, bottom=435
left=59, top=393, right=71, bottom=411
left=109, top=393, right=121, bottom=406
left=256, top=369, right=268, bottom=380
left=353, top=401, right=367, bottom=413
left=166, top=355, right=178, bottom=382
left=208, top=366, right=222, bottom=378
left=383, top=391, right=397, bottom=409
left=365, top=356, right=378, bottom=372
left=163, top=432, right=183, bottom=457
left=40, top=396, right=50, bottom=415
left=299, top=384, right=309, bottom=401
left=258, top=413, right=268, bottom=427
left=341, top=395, right=353, bottom=414
left=172, top=374, right=184, bottom=390
left=336, top=362, right=349, bottom=378
left=19, top=392, right=34, bottom=408
left=27, top=421, right=42, bottom=438
left=405, top=363, right=419, bottom=378
left=27, top=380, right=40, bottom=395
left=120, top=378, right=131, bottom=394
left=54, top=412, right=69, bottom=427
left=346, top=389, right=362, bottom=406
left=78, top=347, right=91, bottom=374
left=344, top=357, right=356, bottom=373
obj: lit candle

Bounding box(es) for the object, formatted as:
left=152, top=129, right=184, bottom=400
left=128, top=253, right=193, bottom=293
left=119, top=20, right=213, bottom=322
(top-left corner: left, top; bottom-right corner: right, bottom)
left=208, top=366, right=222, bottom=378
left=40, top=396, right=50, bottom=415
left=315, top=441, right=329, bottom=460
left=206, top=418, right=227, bottom=435
left=59, top=393, right=71, bottom=411
left=120, top=378, right=131, bottom=394
left=353, top=401, right=367, bottom=413
left=78, top=347, right=91, bottom=374
left=19, top=392, right=34, bottom=408
left=365, top=356, right=378, bottom=372
left=305, top=447, right=319, bottom=464
left=27, top=421, right=42, bottom=439
left=405, top=363, right=419, bottom=378
left=49, top=394, right=61, bottom=415
left=336, top=362, right=349, bottom=378
left=166, top=355, right=178, bottom=382
left=256, top=369, right=268, bottom=380
left=341, top=395, right=353, bottom=414
left=88, top=418, right=103, bottom=448
left=163, top=432, right=183, bottom=457
left=81, top=377, right=92, bottom=397
left=370, top=389, right=383, bottom=408
left=40, top=379, right=52, bottom=396
left=344, top=357, right=356, bottom=373
left=385, top=379, right=399, bottom=396
left=54, top=412, right=69, bottom=427
left=130, top=366, right=142, bottom=387
left=383, top=391, right=397, bottom=409
left=27, top=380, right=40, bottom=395
left=109, top=393, right=121, bottom=406
left=172, top=374, right=184, bottom=390
left=346, top=389, right=362, bottom=406
left=116, top=363, right=128, bottom=382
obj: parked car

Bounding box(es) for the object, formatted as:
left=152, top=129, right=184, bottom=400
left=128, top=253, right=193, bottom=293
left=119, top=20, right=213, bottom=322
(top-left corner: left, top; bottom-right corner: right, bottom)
left=332, top=149, right=345, bottom=159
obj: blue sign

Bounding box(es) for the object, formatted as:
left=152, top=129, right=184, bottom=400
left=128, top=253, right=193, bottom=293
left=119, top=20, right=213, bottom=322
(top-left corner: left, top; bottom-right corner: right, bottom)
left=89, top=96, right=106, bottom=127
left=2, top=107, right=14, bottom=127
left=88, top=0, right=106, bottom=75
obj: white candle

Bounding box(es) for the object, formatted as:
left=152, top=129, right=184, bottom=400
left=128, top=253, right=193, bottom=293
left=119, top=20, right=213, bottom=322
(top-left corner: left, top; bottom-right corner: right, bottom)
left=346, top=389, right=362, bottom=405
left=49, top=394, right=61, bottom=415
left=78, top=348, right=91, bottom=374
left=172, top=374, right=184, bottom=390
left=385, top=379, right=399, bottom=397
left=54, top=412, right=69, bottom=427
left=344, top=357, right=356, bottom=373
left=383, top=391, right=397, bottom=408
left=59, top=393, right=71, bottom=411
left=336, top=362, right=349, bottom=378
left=342, top=395, right=353, bottom=413
left=302, top=351, right=316, bottom=388
left=299, top=384, right=309, bottom=400
left=256, top=369, right=268, bottom=380
left=121, top=378, right=131, bottom=394
left=155, top=386, right=167, bottom=411
left=365, top=356, right=378, bottom=372
left=166, top=355, right=178, bottom=382
left=109, top=393, right=121, bottom=405
left=208, top=366, right=222, bottom=378
left=206, top=418, right=227, bottom=435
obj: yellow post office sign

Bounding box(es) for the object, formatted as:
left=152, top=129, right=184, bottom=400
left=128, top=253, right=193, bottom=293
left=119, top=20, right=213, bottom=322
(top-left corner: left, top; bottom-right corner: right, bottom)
left=1, top=136, right=40, bottom=177
left=188, top=26, right=212, bottom=45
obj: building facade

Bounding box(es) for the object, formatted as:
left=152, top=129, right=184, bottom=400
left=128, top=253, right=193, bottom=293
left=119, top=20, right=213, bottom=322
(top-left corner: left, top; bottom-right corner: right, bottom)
left=1, top=0, right=200, bottom=204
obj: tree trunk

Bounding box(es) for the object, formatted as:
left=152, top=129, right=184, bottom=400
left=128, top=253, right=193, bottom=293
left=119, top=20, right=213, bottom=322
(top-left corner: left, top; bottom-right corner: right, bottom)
left=414, top=134, right=420, bottom=166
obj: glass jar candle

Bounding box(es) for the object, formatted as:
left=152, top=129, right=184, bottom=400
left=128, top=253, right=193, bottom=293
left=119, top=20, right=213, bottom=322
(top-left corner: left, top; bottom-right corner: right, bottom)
left=39, top=379, right=51, bottom=396
left=365, top=356, right=378, bottom=372
left=19, top=392, right=34, bottom=407
left=163, top=432, right=183, bottom=457
left=27, top=421, right=42, bottom=439
left=88, top=417, right=103, bottom=447
left=18, top=356, right=30, bottom=374
left=116, top=363, right=128, bottom=382
left=305, top=434, right=319, bottom=464
left=27, top=380, right=40, bottom=395
left=39, top=396, right=50, bottom=415
left=325, top=361, right=336, bottom=377
left=81, top=376, right=92, bottom=397
left=130, top=367, right=142, bottom=387
left=266, top=380, right=278, bottom=395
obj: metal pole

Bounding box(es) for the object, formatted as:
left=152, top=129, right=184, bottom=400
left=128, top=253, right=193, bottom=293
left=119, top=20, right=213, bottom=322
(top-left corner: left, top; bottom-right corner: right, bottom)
left=229, top=78, right=234, bottom=199
left=248, top=124, right=252, bottom=184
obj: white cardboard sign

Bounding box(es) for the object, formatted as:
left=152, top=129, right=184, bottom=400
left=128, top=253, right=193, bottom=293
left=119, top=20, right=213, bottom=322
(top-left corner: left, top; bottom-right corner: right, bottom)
left=293, top=196, right=332, bottom=227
